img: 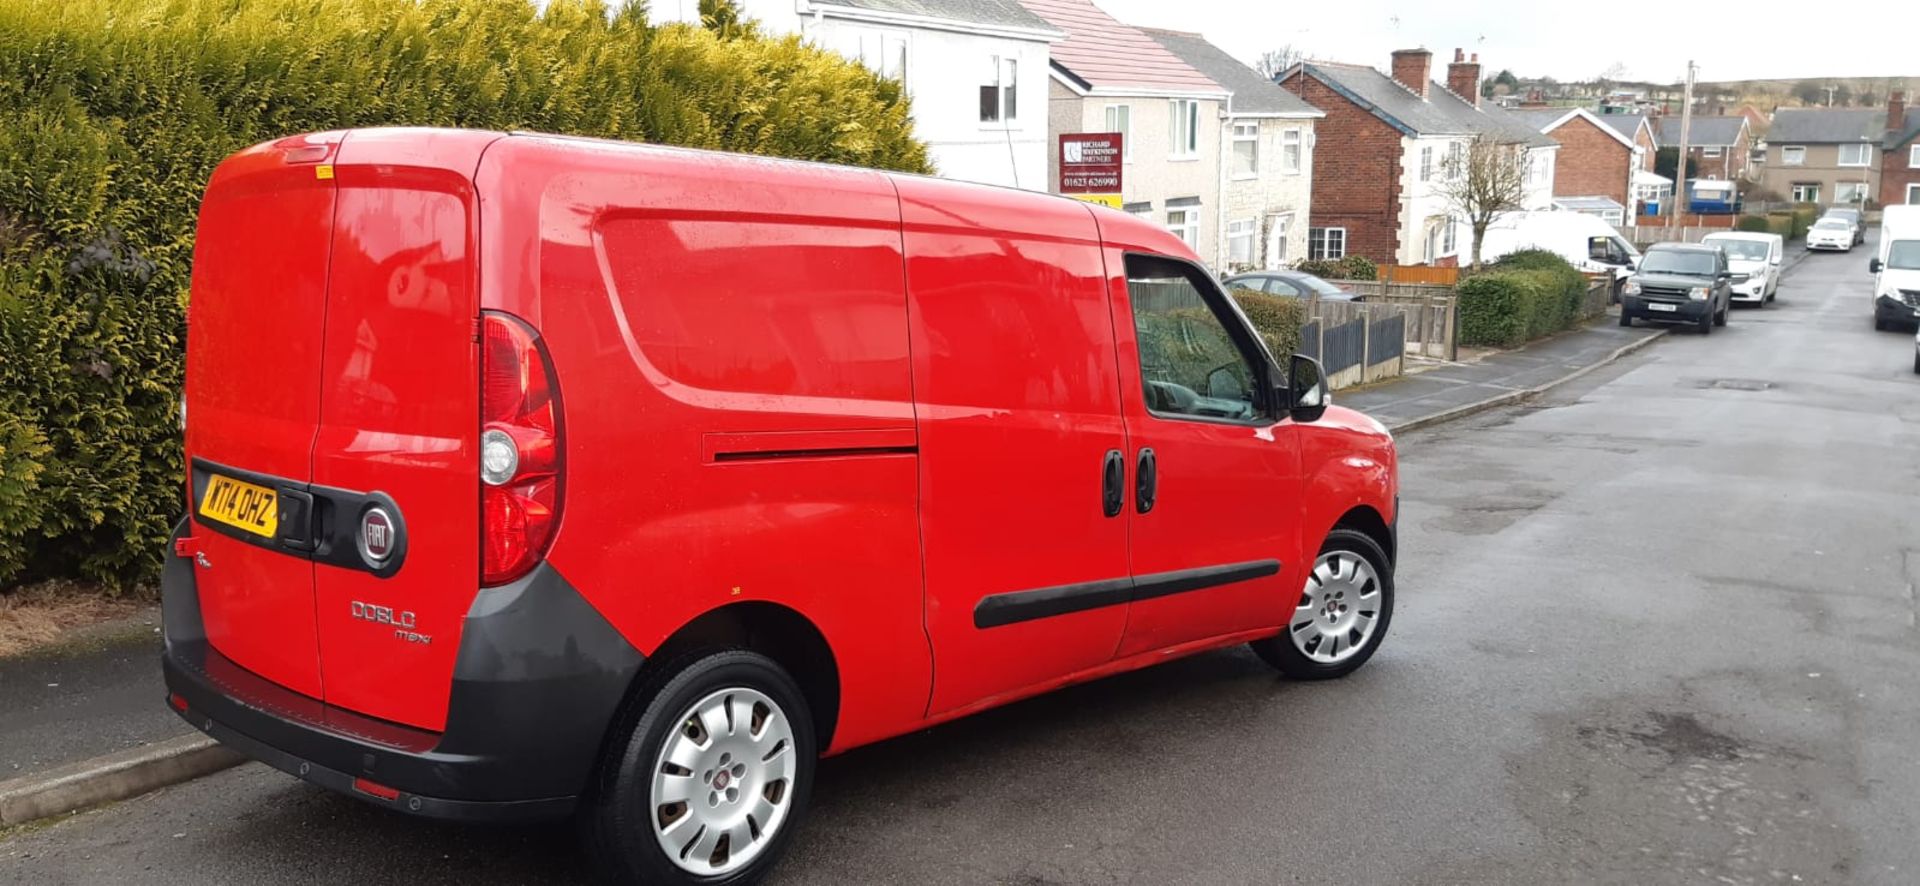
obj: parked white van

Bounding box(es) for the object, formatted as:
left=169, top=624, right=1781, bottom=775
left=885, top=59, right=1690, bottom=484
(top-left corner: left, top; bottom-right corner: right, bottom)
left=1701, top=231, right=1784, bottom=306
left=1869, top=205, right=1920, bottom=335
left=1479, top=211, right=1639, bottom=293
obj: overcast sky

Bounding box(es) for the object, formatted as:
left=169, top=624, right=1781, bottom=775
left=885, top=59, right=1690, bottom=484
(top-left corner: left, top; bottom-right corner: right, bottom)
left=1090, top=0, right=1914, bottom=84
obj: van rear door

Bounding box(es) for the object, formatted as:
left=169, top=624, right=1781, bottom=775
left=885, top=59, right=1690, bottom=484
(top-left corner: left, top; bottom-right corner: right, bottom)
left=182, top=133, right=344, bottom=699
left=307, top=129, right=499, bottom=732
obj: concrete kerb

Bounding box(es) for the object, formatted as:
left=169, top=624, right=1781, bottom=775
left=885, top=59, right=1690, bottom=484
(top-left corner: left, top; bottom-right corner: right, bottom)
left=1387, top=328, right=1669, bottom=435
left=0, top=734, right=243, bottom=827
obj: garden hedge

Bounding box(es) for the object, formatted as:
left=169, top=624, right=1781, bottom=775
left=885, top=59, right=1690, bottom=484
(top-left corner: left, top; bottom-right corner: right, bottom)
left=1292, top=255, right=1378, bottom=282
left=1457, top=250, right=1592, bottom=348
left=0, top=0, right=931, bottom=590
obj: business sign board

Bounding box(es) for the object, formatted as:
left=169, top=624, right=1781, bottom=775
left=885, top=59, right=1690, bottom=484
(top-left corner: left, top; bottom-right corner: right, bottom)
left=1059, top=133, right=1123, bottom=208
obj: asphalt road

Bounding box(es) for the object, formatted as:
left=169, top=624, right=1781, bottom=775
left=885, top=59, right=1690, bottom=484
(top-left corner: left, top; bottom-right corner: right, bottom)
left=6, top=240, right=1920, bottom=885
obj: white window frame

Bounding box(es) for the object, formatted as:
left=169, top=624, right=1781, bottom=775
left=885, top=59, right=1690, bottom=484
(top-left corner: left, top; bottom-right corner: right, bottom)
left=1782, top=145, right=1806, bottom=166
left=1701, top=145, right=1722, bottom=157
left=1105, top=104, right=1132, bottom=162
left=980, top=55, right=1017, bottom=125
left=1282, top=129, right=1303, bottom=174
left=1838, top=143, right=1871, bottom=167
left=1835, top=182, right=1871, bottom=204
left=1230, top=123, right=1259, bottom=179
left=1908, top=183, right=1920, bottom=204
left=1446, top=141, right=1465, bottom=180
left=1167, top=206, right=1201, bottom=248
left=1910, top=144, right=1920, bottom=169
left=1419, top=145, right=1434, bottom=182
left=1791, top=183, right=1820, bottom=203
left=1442, top=218, right=1457, bottom=254
left=1308, top=226, right=1347, bottom=260
left=1169, top=100, right=1200, bottom=160
left=1425, top=224, right=1441, bottom=262
left=1226, top=218, right=1256, bottom=265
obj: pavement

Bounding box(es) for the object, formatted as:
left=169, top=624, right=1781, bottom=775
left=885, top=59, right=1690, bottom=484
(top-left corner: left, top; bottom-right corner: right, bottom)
left=9, top=237, right=1920, bottom=884
left=0, top=618, right=180, bottom=782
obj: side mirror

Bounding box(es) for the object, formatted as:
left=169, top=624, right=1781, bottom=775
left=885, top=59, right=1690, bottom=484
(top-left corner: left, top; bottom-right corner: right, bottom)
left=1870, top=258, right=1883, bottom=274
left=1716, top=271, right=1732, bottom=281
left=1287, top=354, right=1328, bottom=423
left=1770, top=255, right=1782, bottom=266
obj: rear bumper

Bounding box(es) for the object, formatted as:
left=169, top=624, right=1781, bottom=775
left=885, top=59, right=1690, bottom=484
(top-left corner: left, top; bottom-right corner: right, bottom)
left=161, top=523, right=643, bottom=822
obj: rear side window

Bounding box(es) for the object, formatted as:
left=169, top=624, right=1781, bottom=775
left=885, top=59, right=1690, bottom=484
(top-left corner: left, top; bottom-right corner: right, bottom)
left=1126, top=256, right=1263, bottom=422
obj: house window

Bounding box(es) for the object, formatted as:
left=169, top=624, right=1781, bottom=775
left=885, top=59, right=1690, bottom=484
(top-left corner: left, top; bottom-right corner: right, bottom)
left=1425, top=224, right=1441, bottom=262
left=1835, top=182, right=1871, bottom=204
left=1166, top=206, right=1201, bottom=248
left=1702, top=146, right=1722, bottom=157
left=1910, top=144, right=1920, bottom=168
left=1782, top=145, right=1805, bottom=166
left=1838, top=143, right=1871, bottom=167
left=1308, top=227, right=1346, bottom=260
left=1124, top=201, right=1153, bottom=219
left=1908, top=183, right=1920, bottom=204
left=1227, top=219, right=1256, bottom=264
left=1283, top=130, right=1303, bottom=174
left=1790, top=183, right=1821, bottom=203
left=1105, top=105, right=1132, bottom=161
left=1231, top=123, right=1259, bottom=178
left=1269, top=213, right=1292, bottom=264
left=1420, top=145, right=1434, bottom=182
left=1443, top=219, right=1457, bottom=254
left=1169, top=100, right=1199, bottom=158
left=881, top=35, right=907, bottom=81
left=979, top=56, right=1016, bottom=123
left=1445, top=141, right=1465, bottom=179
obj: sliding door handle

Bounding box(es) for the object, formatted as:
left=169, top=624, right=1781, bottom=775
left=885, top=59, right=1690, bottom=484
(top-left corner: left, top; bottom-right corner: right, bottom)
left=1135, top=448, right=1157, bottom=514
left=1101, top=449, right=1125, bottom=518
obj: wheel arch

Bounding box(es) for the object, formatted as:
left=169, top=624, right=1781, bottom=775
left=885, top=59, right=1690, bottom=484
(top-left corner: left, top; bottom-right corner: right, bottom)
left=627, top=602, right=842, bottom=753
left=1329, top=504, right=1395, bottom=568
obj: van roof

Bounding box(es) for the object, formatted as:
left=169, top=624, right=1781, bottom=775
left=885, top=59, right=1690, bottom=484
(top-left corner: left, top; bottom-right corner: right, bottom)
left=1646, top=242, right=1720, bottom=254
left=1701, top=231, right=1777, bottom=242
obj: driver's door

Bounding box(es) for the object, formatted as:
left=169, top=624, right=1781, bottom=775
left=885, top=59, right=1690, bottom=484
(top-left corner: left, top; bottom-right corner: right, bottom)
left=1108, top=253, right=1304, bottom=658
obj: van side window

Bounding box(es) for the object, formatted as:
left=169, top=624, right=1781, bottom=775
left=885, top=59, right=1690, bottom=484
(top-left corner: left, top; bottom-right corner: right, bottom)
left=1588, top=236, right=1610, bottom=262
left=1125, top=256, right=1262, bottom=422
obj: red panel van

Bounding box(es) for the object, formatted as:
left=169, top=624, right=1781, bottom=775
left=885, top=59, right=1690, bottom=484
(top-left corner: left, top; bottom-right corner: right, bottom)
left=164, top=129, right=1399, bottom=884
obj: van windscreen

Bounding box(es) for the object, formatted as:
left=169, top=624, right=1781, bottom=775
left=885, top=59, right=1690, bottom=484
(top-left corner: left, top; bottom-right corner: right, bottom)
left=1888, top=240, right=1920, bottom=271
left=1711, top=239, right=1768, bottom=261
left=1640, top=250, right=1716, bottom=276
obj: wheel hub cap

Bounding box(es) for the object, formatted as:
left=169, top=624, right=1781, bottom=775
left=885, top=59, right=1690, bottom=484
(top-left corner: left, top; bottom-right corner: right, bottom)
left=1291, top=551, right=1382, bottom=664
left=650, top=687, right=797, bottom=876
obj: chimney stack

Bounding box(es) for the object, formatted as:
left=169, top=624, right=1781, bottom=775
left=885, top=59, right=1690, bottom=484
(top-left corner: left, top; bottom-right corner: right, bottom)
left=1447, top=49, right=1482, bottom=108
left=1390, top=48, right=1433, bottom=100
left=1889, top=90, right=1908, bottom=137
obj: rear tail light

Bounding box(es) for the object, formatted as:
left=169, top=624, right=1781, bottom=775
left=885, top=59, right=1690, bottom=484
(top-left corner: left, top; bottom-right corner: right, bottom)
left=480, top=312, right=563, bottom=586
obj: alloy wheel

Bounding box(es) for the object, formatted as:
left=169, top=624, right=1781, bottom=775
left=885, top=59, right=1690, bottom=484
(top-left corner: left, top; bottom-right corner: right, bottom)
left=1290, top=551, right=1384, bottom=664
left=649, top=687, right=798, bottom=877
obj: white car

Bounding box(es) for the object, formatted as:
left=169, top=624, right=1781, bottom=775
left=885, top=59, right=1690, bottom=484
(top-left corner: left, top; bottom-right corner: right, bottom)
left=1808, top=217, right=1856, bottom=251
left=1701, top=231, right=1783, bottom=306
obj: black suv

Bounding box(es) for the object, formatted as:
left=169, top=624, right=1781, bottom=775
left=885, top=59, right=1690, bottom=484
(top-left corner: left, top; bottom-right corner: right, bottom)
left=1620, top=243, right=1733, bottom=334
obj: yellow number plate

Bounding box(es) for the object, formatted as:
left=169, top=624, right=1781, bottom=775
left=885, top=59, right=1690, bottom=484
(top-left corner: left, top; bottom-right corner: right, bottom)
left=199, top=474, right=279, bottom=538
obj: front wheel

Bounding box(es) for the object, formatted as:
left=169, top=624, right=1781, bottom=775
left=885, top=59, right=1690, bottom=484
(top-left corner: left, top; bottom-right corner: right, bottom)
left=1251, top=528, right=1394, bottom=680
left=1619, top=310, right=1633, bottom=328
left=587, top=650, right=816, bottom=886
left=1714, top=301, right=1728, bottom=326
left=1697, top=309, right=1713, bottom=335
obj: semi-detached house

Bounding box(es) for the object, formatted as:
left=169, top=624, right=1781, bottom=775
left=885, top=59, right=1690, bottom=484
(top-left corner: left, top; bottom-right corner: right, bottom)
left=1655, top=116, right=1753, bottom=182
left=1762, top=107, right=1888, bottom=207
left=1143, top=28, right=1323, bottom=271
left=1022, top=0, right=1231, bottom=263
left=1508, top=107, right=1644, bottom=223
left=652, top=0, right=1063, bottom=191
left=1881, top=92, right=1920, bottom=206
left=1277, top=48, right=1556, bottom=266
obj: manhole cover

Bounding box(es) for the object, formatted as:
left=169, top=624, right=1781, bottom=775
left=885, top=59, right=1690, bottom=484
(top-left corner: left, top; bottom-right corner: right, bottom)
left=1694, top=378, right=1775, bottom=391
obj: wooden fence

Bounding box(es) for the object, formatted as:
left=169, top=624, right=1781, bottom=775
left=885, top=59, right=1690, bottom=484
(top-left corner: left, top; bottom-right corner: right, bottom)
left=1298, top=300, right=1409, bottom=390
left=1378, top=263, right=1461, bottom=285
left=1618, top=225, right=1727, bottom=247
left=1327, top=280, right=1459, bottom=362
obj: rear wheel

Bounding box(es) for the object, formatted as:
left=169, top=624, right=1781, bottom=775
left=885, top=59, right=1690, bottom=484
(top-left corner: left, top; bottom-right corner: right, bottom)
left=587, top=650, right=815, bottom=886
left=1251, top=529, right=1394, bottom=680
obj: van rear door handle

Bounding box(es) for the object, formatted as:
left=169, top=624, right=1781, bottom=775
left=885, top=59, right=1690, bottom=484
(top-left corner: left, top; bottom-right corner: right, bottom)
left=1135, top=448, right=1157, bottom=514
left=1101, top=449, right=1125, bottom=518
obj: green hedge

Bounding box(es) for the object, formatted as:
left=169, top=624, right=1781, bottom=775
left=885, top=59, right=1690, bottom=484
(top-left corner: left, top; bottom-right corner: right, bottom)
left=1228, top=287, right=1307, bottom=359
left=1292, top=255, right=1378, bottom=281
left=0, top=0, right=931, bottom=590
left=1735, top=215, right=1773, bottom=233
left=1457, top=251, right=1592, bottom=348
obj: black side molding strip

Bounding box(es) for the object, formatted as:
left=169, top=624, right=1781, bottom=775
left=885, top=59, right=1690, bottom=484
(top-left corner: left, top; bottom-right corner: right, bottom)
left=972, top=559, right=1281, bottom=629
left=712, top=445, right=916, bottom=463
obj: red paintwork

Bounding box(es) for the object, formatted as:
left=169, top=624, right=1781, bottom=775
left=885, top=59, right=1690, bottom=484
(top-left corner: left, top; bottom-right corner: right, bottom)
left=186, top=129, right=1396, bottom=759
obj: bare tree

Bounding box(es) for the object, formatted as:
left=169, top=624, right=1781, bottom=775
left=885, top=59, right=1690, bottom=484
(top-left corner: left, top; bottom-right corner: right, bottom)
left=1434, top=135, right=1531, bottom=269
left=1255, top=45, right=1306, bottom=81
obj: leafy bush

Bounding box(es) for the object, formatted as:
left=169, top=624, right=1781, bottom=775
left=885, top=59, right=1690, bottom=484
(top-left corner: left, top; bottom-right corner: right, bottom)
left=1227, top=288, right=1307, bottom=359
left=1736, top=215, right=1773, bottom=233
left=1293, top=255, right=1379, bottom=281
left=0, top=0, right=931, bottom=589
left=1459, top=250, right=1594, bottom=347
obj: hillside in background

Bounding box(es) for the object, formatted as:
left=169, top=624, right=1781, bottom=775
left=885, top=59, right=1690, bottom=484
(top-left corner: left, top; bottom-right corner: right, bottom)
left=1499, top=73, right=1915, bottom=115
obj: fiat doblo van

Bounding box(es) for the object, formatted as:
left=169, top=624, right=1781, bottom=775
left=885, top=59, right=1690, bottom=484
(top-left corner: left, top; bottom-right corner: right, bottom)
left=164, top=129, right=1400, bottom=885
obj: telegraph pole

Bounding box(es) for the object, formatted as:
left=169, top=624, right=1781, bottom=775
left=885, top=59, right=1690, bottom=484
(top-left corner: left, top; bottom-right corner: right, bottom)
left=1675, top=61, right=1695, bottom=232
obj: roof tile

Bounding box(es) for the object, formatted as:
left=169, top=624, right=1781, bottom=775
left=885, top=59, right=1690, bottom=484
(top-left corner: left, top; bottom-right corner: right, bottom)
left=1017, top=0, right=1222, bottom=93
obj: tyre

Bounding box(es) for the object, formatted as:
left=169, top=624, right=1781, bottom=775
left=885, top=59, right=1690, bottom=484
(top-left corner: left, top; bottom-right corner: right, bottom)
left=1877, top=316, right=1889, bottom=331
left=1619, top=310, right=1633, bottom=328
left=1714, top=301, right=1728, bottom=326
left=587, top=650, right=816, bottom=886
left=1251, top=528, right=1394, bottom=680
left=1913, top=351, right=1919, bottom=375
left=1697, top=309, right=1712, bottom=335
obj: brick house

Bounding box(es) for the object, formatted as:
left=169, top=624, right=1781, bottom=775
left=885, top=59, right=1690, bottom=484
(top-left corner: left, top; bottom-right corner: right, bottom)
left=1024, top=0, right=1231, bottom=260
left=1879, top=92, right=1920, bottom=207
left=1276, top=48, right=1556, bottom=266
left=1655, top=116, right=1753, bottom=181
left=1508, top=107, right=1641, bottom=219
left=1762, top=108, right=1887, bottom=207
left=1598, top=112, right=1657, bottom=171
left=1144, top=28, right=1323, bottom=270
